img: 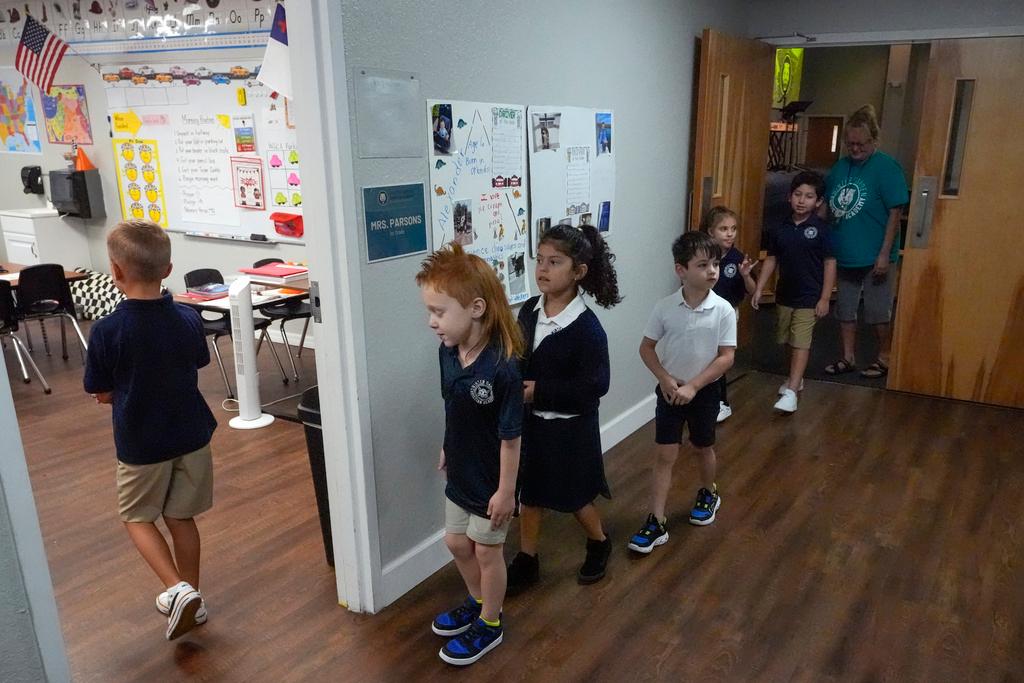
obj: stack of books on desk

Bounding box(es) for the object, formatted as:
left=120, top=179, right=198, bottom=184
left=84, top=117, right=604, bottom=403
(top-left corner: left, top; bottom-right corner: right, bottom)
left=238, top=263, right=309, bottom=285
left=185, top=282, right=230, bottom=300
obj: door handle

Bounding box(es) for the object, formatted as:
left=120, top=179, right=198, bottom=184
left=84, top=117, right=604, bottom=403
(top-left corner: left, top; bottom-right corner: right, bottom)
left=907, top=176, right=937, bottom=249
left=309, top=280, right=322, bottom=323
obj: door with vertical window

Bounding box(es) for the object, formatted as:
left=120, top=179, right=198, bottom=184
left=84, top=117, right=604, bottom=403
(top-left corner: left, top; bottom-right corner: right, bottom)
left=690, top=29, right=773, bottom=343
left=890, top=37, right=1024, bottom=408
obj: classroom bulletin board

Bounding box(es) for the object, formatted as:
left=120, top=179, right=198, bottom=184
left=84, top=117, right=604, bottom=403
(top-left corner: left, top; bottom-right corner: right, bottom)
left=426, top=99, right=530, bottom=305
left=104, top=61, right=302, bottom=243
left=527, top=106, right=616, bottom=255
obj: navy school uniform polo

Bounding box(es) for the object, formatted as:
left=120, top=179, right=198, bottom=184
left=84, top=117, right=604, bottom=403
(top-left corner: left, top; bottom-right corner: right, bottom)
left=84, top=295, right=217, bottom=465
left=767, top=214, right=834, bottom=309
left=439, top=343, right=523, bottom=518
left=714, top=246, right=747, bottom=307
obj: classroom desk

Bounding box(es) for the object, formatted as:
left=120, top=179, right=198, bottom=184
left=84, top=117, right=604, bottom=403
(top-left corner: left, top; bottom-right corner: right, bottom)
left=173, top=286, right=308, bottom=311
left=0, top=262, right=89, bottom=288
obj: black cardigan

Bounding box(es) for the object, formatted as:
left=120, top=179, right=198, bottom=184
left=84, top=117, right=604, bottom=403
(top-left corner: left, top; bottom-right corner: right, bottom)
left=518, top=296, right=610, bottom=416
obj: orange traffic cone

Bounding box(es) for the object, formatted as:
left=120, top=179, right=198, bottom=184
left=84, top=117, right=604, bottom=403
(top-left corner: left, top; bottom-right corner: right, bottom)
left=75, top=147, right=96, bottom=171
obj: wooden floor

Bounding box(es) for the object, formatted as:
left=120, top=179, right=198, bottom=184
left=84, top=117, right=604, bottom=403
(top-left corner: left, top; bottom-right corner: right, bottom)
left=6, top=324, right=1024, bottom=682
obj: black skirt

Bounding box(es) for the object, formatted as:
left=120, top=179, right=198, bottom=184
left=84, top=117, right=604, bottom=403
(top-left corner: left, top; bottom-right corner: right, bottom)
left=519, top=412, right=611, bottom=513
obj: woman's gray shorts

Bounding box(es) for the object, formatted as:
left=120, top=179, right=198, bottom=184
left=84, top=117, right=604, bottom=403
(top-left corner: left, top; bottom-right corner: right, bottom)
left=835, top=265, right=896, bottom=325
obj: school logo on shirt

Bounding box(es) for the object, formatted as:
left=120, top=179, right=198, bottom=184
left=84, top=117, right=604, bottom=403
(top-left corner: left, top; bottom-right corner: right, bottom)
left=723, top=263, right=738, bottom=278
left=470, top=379, right=495, bottom=405
left=830, top=179, right=867, bottom=220
left=803, top=226, right=818, bottom=240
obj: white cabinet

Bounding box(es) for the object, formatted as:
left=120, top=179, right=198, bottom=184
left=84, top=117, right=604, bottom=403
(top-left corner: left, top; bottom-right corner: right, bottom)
left=0, top=208, right=91, bottom=269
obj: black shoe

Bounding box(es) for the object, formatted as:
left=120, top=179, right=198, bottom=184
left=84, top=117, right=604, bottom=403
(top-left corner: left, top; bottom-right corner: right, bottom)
left=505, top=551, right=539, bottom=595
left=577, top=536, right=612, bottom=585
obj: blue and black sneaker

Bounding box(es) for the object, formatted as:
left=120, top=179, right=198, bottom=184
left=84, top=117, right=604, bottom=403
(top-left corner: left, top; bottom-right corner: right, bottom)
left=431, top=595, right=481, bottom=637
left=627, top=513, right=668, bottom=554
left=689, top=487, right=721, bottom=526
left=439, top=617, right=503, bottom=666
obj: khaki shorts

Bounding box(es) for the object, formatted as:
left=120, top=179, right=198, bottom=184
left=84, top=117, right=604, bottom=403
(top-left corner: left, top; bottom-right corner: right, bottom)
left=117, top=444, right=214, bottom=523
left=445, top=498, right=509, bottom=545
left=776, top=305, right=817, bottom=350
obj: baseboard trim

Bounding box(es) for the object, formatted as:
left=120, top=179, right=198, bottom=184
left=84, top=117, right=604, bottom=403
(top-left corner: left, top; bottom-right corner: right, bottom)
left=600, top=393, right=656, bottom=453
left=374, top=393, right=655, bottom=610
left=379, top=529, right=450, bottom=609
left=260, top=326, right=315, bottom=350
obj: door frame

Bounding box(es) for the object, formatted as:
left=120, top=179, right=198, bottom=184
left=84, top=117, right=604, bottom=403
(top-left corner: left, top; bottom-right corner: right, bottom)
left=289, top=0, right=382, bottom=612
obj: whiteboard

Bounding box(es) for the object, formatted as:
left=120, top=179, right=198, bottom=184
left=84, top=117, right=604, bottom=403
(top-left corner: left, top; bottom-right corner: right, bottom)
left=527, top=106, right=615, bottom=255
left=103, top=60, right=303, bottom=244
left=426, top=100, right=530, bottom=305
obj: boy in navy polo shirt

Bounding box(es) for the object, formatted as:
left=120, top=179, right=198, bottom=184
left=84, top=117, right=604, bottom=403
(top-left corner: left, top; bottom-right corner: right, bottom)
left=84, top=220, right=217, bottom=641
left=752, top=171, right=837, bottom=413
left=629, top=231, right=736, bottom=555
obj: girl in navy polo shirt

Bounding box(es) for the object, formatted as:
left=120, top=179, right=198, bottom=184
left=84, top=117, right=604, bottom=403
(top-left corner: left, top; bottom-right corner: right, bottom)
left=506, top=223, right=622, bottom=593
left=417, top=243, right=524, bottom=666
left=701, top=206, right=756, bottom=422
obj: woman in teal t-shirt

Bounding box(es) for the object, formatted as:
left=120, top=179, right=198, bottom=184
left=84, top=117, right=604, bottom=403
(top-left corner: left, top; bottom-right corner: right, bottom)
left=823, top=105, right=908, bottom=380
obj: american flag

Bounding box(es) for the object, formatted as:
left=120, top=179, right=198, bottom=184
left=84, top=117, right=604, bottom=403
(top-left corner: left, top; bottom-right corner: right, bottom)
left=16, top=16, right=68, bottom=95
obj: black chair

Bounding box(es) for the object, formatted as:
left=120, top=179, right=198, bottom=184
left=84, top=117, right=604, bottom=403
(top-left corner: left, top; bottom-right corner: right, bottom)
left=252, top=257, right=312, bottom=381
left=1, top=280, right=50, bottom=394
left=184, top=268, right=290, bottom=398
left=14, top=263, right=88, bottom=364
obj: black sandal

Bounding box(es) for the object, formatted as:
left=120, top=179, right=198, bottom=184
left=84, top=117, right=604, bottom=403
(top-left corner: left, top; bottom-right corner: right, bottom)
left=825, top=359, right=856, bottom=375
left=860, top=361, right=889, bottom=379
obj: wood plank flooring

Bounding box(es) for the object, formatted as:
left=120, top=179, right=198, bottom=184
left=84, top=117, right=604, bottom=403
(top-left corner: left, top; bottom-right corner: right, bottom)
left=5, top=322, right=1023, bottom=682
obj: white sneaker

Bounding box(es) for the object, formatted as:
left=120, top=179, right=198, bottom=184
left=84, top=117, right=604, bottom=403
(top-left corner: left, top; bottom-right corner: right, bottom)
left=716, top=402, right=732, bottom=423
left=157, top=590, right=208, bottom=624
left=774, top=388, right=798, bottom=413
left=163, top=582, right=204, bottom=640
left=777, top=380, right=805, bottom=395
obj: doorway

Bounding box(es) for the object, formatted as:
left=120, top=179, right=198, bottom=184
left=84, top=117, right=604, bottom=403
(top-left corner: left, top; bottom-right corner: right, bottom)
left=750, top=43, right=928, bottom=390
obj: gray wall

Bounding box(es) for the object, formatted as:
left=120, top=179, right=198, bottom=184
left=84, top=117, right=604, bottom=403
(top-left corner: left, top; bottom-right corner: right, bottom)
left=746, top=0, right=1024, bottom=38
left=0, top=47, right=308, bottom=292
left=0, top=365, right=69, bottom=682
left=799, top=45, right=889, bottom=119
left=0, top=486, right=46, bottom=682
left=339, top=0, right=747, bottom=568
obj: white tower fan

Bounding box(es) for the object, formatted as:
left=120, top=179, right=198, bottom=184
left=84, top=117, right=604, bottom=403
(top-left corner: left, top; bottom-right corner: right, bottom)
left=228, top=277, right=276, bottom=429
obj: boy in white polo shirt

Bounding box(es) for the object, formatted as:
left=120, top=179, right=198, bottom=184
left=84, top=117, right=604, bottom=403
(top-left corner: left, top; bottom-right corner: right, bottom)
left=629, top=231, right=737, bottom=554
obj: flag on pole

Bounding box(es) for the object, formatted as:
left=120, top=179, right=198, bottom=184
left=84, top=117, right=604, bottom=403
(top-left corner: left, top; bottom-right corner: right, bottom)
left=16, top=15, right=69, bottom=95
left=257, top=3, right=292, bottom=100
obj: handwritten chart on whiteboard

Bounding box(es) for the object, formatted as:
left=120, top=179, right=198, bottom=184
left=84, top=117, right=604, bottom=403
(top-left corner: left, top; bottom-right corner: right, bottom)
left=427, top=100, right=530, bottom=304
left=103, top=61, right=302, bottom=243
left=527, top=106, right=616, bottom=255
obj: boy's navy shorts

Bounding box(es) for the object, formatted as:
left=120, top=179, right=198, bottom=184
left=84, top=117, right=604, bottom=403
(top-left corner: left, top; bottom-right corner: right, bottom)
left=654, top=382, right=720, bottom=448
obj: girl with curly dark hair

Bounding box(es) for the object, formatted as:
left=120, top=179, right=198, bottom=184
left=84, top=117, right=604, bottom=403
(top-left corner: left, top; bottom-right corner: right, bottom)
left=506, top=223, right=622, bottom=593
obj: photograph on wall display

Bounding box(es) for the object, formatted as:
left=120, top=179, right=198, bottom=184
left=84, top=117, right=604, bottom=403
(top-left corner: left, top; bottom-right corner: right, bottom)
left=453, top=198, right=474, bottom=245
left=595, top=112, right=612, bottom=155
left=579, top=212, right=593, bottom=226
left=598, top=201, right=611, bottom=232
left=558, top=217, right=573, bottom=226
left=508, top=252, right=526, bottom=297
left=432, top=103, right=453, bottom=155
left=531, top=111, right=561, bottom=152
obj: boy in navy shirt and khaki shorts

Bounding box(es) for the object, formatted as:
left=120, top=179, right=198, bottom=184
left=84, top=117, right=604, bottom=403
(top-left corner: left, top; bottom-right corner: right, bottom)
left=752, top=171, right=837, bottom=413
left=84, top=220, right=217, bottom=641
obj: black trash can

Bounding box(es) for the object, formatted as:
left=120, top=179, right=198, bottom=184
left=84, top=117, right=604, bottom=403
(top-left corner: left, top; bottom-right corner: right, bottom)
left=297, top=386, right=334, bottom=567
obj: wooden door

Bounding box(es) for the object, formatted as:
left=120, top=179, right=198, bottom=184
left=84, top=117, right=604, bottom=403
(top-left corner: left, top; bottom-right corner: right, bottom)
left=690, top=28, right=772, bottom=343
left=890, top=37, right=1024, bottom=408
left=690, top=29, right=772, bottom=246
left=804, top=115, right=844, bottom=170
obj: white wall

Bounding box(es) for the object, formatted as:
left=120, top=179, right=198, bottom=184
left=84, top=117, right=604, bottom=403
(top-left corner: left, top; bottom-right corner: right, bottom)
left=337, top=0, right=748, bottom=586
